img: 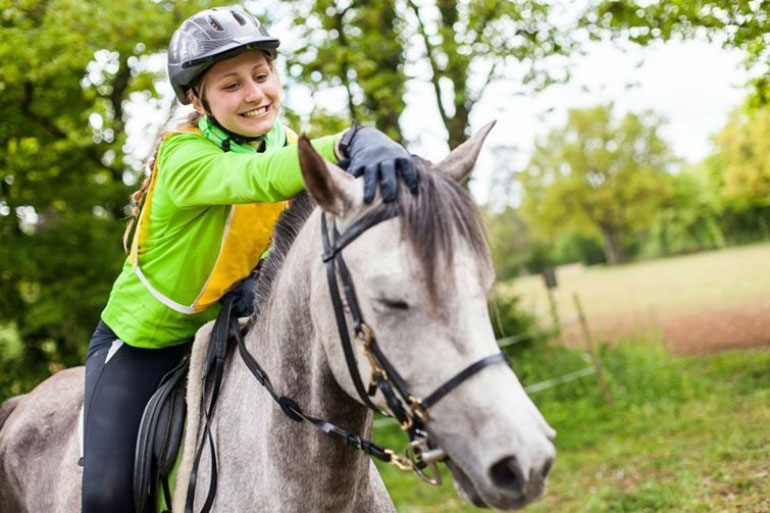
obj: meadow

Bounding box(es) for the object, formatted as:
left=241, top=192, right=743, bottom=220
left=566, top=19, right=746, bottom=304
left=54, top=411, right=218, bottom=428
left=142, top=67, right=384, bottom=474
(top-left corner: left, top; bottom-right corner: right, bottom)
left=378, top=243, right=770, bottom=512
left=500, top=242, right=770, bottom=354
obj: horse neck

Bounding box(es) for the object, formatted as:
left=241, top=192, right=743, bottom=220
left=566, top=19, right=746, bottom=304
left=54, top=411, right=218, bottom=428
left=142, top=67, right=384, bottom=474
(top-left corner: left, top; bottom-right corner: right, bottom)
left=234, top=211, right=373, bottom=506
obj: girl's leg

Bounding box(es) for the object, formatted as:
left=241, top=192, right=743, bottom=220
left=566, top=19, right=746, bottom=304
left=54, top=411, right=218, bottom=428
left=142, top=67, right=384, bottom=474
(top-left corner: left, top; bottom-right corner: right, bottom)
left=81, top=321, right=190, bottom=513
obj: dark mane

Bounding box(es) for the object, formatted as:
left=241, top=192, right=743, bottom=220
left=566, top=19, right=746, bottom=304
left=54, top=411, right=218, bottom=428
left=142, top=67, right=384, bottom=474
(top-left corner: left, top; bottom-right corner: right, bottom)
left=251, top=159, right=490, bottom=317
left=398, top=157, right=490, bottom=304
left=252, top=192, right=316, bottom=318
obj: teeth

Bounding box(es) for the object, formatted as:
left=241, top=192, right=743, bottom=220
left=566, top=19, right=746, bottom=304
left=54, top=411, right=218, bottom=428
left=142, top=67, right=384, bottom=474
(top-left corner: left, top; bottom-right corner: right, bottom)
left=242, top=106, right=269, bottom=117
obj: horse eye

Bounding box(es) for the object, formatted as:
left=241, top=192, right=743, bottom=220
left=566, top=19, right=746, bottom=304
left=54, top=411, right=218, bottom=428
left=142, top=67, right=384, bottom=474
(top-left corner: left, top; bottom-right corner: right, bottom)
left=380, top=298, right=409, bottom=310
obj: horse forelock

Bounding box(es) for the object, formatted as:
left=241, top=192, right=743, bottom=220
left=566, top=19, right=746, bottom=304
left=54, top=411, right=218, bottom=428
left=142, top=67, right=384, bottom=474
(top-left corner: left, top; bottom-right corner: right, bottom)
left=398, top=157, right=491, bottom=306
left=251, top=158, right=490, bottom=320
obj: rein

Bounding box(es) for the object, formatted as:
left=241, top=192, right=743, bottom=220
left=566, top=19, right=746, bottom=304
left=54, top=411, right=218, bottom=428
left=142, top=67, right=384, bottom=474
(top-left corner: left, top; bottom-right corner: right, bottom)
left=184, top=205, right=509, bottom=513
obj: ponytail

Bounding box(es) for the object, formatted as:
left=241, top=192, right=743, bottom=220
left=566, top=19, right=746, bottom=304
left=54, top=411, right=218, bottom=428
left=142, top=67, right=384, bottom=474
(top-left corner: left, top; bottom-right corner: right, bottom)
left=122, top=135, right=162, bottom=253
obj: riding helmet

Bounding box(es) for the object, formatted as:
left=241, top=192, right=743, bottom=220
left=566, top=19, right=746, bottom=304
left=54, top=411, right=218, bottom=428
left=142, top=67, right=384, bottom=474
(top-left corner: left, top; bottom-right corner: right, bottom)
left=167, top=6, right=280, bottom=105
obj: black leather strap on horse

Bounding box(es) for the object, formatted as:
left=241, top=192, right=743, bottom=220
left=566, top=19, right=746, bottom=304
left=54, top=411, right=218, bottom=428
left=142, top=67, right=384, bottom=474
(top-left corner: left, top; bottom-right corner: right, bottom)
left=321, top=212, right=384, bottom=410
left=184, top=296, right=234, bottom=513
left=422, top=353, right=510, bottom=409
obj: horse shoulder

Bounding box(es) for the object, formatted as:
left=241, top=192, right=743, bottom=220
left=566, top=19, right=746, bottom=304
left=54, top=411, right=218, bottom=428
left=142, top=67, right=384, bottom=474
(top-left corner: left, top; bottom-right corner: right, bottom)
left=351, top=460, right=396, bottom=513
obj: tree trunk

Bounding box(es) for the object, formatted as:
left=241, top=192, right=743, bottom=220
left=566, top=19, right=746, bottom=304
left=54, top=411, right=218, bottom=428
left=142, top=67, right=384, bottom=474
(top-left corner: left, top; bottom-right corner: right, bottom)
left=600, top=226, right=624, bottom=265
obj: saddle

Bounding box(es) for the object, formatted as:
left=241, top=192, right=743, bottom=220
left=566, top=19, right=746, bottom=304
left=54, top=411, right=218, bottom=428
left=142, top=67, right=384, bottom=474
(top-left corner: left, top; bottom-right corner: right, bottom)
left=134, top=353, right=190, bottom=513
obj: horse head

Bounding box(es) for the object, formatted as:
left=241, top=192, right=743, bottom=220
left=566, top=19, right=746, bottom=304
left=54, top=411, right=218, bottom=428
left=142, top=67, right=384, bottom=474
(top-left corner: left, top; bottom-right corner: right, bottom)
left=296, top=123, right=556, bottom=510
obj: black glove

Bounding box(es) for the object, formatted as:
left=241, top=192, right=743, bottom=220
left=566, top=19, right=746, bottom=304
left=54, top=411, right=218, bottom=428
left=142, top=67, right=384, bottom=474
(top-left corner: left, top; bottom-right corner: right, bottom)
left=338, top=125, right=420, bottom=204
left=220, top=275, right=258, bottom=318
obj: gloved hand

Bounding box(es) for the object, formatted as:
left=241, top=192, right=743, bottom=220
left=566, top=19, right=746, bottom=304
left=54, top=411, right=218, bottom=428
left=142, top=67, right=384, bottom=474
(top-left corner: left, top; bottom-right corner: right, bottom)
left=338, top=126, right=420, bottom=204
left=220, top=275, right=258, bottom=318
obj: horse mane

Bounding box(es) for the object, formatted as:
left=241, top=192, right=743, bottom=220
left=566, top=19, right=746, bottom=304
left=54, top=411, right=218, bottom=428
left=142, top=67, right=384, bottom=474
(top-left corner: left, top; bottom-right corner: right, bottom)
left=252, top=192, right=316, bottom=319
left=250, top=157, right=490, bottom=318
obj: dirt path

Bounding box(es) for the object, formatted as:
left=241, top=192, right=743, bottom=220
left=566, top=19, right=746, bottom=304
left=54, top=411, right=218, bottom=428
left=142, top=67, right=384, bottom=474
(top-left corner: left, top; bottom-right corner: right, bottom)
left=658, top=300, right=770, bottom=355
left=560, top=299, right=770, bottom=355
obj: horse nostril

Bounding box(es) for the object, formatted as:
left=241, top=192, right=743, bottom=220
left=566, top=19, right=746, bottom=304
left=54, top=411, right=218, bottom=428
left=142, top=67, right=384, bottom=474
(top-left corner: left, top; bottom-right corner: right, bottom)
left=489, top=456, right=526, bottom=494
left=541, top=457, right=554, bottom=479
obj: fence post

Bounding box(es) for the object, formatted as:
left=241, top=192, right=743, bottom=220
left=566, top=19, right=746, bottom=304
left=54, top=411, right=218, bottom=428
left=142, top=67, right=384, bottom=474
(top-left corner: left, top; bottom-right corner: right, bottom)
left=572, top=292, right=613, bottom=405
left=542, top=267, right=561, bottom=340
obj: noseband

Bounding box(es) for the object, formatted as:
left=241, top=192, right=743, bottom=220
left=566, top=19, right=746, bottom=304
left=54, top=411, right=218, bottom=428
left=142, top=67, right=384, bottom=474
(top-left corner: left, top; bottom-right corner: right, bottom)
left=186, top=204, right=510, bottom=512
left=321, top=205, right=509, bottom=484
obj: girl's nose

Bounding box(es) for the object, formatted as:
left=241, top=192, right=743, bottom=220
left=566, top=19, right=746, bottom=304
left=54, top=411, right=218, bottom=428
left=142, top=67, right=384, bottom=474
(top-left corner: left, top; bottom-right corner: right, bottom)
left=244, top=80, right=263, bottom=103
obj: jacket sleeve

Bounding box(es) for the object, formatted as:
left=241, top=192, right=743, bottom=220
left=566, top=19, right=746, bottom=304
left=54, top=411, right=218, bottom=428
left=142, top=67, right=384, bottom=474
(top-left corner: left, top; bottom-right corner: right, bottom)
left=157, top=133, right=339, bottom=208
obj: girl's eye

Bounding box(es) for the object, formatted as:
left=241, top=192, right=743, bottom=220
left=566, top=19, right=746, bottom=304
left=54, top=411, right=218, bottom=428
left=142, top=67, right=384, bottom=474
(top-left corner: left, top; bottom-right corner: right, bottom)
left=223, top=83, right=238, bottom=90
left=254, top=74, right=268, bottom=82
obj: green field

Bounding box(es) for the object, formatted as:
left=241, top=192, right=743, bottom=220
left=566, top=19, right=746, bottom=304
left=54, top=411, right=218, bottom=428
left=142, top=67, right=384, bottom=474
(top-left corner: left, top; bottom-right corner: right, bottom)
left=499, top=242, right=770, bottom=354
left=376, top=344, right=770, bottom=512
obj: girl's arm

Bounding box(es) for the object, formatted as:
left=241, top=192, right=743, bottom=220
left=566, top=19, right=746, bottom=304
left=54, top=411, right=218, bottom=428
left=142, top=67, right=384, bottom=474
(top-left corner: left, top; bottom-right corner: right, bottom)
left=159, top=133, right=339, bottom=207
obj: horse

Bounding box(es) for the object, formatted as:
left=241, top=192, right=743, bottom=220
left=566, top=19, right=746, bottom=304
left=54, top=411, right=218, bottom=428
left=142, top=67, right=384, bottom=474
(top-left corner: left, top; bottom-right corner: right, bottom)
left=0, top=122, right=556, bottom=512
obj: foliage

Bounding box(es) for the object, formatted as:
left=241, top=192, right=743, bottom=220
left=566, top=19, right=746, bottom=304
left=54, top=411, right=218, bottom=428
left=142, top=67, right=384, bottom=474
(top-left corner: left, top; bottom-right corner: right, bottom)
left=282, top=0, right=576, bottom=148
left=488, top=292, right=539, bottom=341
left=645, top=166, right=725, bottom=256
left=0, top=0, right=215, bottom=389
left=584, top=0, right=770, bottom=107
left=280, top=0, right=407, bottom=141
left=714, top=108, right=770, bottom=208
left=553, top=230, right=606, bottom=265
left=482, top=206, right=532, bottom=280
left=521, top=104, right=677, bottom=264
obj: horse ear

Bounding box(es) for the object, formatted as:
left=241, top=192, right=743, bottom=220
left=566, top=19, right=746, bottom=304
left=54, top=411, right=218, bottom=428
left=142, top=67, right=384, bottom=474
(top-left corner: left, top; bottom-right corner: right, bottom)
left=437, top=121, right=496, bottom=183
left=298, top=134, right=358, bottom=215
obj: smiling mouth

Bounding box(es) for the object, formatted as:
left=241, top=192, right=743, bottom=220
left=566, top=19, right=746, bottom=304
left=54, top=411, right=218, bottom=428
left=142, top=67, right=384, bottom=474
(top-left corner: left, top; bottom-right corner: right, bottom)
left=240, top=105, right=271, bottom=118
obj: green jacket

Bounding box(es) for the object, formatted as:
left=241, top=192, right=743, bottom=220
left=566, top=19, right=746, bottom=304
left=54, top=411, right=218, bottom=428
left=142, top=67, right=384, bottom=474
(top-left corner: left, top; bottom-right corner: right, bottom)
left=101, top=117, right=338, bottom=348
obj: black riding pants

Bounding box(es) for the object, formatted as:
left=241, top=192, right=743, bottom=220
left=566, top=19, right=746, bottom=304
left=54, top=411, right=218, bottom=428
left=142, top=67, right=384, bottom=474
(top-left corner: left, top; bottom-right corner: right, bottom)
left=81, top=321, right=190, bottom=513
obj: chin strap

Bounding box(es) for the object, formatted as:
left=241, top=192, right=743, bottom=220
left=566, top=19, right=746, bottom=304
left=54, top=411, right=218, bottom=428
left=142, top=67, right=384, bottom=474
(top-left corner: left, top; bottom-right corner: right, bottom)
left=207, top=115, right=265, bottom=153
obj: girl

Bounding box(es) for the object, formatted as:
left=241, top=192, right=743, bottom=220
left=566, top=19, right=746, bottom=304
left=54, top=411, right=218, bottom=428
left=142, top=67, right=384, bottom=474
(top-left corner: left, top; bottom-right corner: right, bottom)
left=81, top=6, right=418, bottom=512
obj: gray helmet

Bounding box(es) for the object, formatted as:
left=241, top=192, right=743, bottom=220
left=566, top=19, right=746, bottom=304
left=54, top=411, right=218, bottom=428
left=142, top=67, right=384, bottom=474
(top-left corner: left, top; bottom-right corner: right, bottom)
left=167, top=6, right=280, bottom=105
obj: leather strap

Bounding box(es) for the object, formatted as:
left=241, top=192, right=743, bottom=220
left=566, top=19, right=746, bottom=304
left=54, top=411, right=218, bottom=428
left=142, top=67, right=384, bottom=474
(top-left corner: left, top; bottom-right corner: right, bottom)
left=322, top=214, right=380, bottom=410
left=184, top=296, right=234, bottom=513
left=422, top=353, right=510, bottom=409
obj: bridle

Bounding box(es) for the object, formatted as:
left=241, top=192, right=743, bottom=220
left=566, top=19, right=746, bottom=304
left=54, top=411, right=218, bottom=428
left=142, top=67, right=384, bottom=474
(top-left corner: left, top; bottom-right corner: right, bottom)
left=320, top=205, right=509, bottom=483
left=185, top=203, right=509, bottom=512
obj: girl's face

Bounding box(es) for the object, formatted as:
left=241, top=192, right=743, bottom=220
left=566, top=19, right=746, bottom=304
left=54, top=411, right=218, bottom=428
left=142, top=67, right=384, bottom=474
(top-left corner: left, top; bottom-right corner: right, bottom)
left=193, top=50, right=281, bottom=137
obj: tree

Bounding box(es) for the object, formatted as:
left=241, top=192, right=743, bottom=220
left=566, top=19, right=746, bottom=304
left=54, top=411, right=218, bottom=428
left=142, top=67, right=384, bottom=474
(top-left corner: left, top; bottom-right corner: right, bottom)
left=483, top=206, right=532, bottom=280
left=583, top=1, right=770, bottom=106
left=283, top=0, right=576, bottom=148
left=715, top=109, right=770, bottom=207
left=280, top=0, right=407, bottom=141
left=0, top=0, right=214, bottom=394
left=521, top=104, right=676, bottom=265
left=648, top=167, right=725, bottom=256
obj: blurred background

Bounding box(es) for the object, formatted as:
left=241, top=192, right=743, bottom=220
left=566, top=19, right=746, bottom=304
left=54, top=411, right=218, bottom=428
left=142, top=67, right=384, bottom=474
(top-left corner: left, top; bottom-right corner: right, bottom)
left=1, top=0, right=768, bottom=511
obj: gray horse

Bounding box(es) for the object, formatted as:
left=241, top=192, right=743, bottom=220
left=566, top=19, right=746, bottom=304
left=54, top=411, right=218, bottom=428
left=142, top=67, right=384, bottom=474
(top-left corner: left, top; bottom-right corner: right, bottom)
left=0, top=123, right=556, bottom=512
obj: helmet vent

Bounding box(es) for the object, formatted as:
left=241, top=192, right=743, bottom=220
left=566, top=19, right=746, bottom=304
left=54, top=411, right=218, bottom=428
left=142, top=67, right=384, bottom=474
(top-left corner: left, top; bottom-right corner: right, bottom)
left=207, top=16, right=224, bottom=31
left=231, top=11, right=247, bottom=26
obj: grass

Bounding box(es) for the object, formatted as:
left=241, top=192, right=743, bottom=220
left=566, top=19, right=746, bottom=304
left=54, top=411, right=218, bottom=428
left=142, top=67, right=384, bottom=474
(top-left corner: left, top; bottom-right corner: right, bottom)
left=375, top=341, right=770, bottom=512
